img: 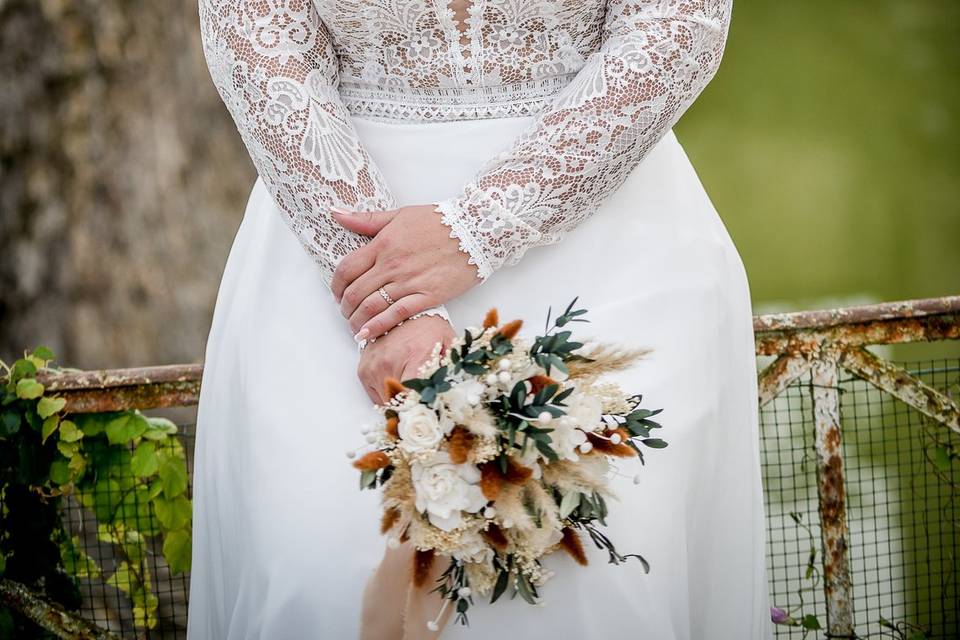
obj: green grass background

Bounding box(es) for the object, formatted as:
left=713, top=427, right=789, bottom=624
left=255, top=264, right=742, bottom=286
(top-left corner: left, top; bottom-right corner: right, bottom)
left=675, top=0, right=959, bottom=312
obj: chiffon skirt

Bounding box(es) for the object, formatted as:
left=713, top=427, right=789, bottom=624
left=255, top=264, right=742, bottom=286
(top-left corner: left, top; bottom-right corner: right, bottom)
left=187, top=114, right=772, bottom=639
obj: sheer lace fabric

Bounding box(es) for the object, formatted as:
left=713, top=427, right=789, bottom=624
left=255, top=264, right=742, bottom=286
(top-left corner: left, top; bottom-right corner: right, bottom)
left=198, top=0, right=731, bottom=287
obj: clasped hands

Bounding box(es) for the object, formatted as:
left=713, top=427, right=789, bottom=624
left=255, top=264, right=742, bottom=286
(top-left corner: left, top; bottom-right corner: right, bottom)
left=330, top=204, right=479, bottom=403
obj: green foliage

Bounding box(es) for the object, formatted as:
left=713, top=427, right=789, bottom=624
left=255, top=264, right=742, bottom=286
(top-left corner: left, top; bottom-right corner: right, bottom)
left=0, top=347, right=192, bottom=635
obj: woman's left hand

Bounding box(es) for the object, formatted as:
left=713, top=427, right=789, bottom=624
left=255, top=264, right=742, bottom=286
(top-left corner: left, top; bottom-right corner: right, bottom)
left=330, top=204, right=480, bottom=340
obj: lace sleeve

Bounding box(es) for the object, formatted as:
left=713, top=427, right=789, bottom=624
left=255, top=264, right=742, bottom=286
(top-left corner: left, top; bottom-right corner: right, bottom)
left=433, top=0, right=733, bottom=282
left=198, top=0, right=450, bottom=327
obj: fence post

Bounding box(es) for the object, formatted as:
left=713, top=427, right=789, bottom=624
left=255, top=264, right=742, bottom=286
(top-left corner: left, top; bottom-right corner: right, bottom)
left=810, top=357, right=855, bottom=637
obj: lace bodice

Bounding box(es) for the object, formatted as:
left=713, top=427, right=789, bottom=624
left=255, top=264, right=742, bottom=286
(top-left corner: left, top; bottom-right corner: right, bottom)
left=198, top=0, right=732, bottom=304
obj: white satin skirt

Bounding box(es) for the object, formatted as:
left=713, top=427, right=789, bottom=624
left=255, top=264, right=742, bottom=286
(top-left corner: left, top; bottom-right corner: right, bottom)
left=187, top=114, right=772, bottom=639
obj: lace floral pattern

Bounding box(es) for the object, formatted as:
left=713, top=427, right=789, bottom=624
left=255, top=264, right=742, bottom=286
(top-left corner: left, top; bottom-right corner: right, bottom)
left=432, top=0, right=733, bottom=279
left=199, top=0, right=731, bottom=296
left=198, top=0, right=451, bottom=322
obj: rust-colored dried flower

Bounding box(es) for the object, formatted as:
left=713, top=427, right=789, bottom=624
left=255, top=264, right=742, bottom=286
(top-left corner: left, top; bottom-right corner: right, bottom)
left=412, top=548, right=435, bottom=587
left=498, top=318, right=523, bottom=339
left=483, top=308, right=499, bottom=328
left=586, top=432, right=636, bottom=458
left=352, top=450, right=391, bottom=471
left=383, top=376, right=406, bottom=401
left=527, top=374, right=558, bottom=394
left=480, top=462, right=503, bottom=501
left=448, top=426, right=475, bottom=464
left=380, top=508, right=400, bottom=534
left=560, top=527, right=588, bottom=566
left=384, top=415, right=399, bottom=439
left=482, top=523, right=509, bottom=550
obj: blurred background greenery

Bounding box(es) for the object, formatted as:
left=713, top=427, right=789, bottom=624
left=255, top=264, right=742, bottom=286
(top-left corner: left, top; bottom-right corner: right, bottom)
left=679, top=0, right=958, bottom=313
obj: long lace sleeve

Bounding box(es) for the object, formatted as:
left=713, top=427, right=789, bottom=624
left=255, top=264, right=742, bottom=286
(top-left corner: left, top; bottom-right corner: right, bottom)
left=433, top=0, right=733, bottom=282
left=197, top=0, right=450, bottom=328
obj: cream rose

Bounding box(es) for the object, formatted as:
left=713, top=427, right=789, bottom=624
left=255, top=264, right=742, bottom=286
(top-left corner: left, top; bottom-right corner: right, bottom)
left=441, top=379, right=486, bottom=423
left=397, top=404, right=447, bottom=454
left=411, top=453, right=487, bottom=531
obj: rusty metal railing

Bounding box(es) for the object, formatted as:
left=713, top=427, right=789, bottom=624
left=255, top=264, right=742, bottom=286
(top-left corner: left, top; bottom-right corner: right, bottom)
left=22, top=296, right=960, bottom=638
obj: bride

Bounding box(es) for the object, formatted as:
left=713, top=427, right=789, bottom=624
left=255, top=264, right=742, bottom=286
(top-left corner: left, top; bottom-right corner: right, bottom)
left=188, top=0, right=771, bottom=637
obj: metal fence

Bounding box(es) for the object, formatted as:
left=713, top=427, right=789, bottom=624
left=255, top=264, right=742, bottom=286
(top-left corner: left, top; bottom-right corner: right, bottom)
left=17, top=296, right=960, bottom=638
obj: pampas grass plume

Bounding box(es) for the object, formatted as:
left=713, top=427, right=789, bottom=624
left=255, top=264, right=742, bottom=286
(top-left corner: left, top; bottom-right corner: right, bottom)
left=412, top=548, right=435, bottom=587
left=560, top=527, right=589, bottom=566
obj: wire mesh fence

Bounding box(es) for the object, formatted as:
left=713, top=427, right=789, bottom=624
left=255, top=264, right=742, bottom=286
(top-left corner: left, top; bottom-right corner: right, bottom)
left=763, top=357, right=960, bottom=639
left=60, top=422, right=195, bottom=639
left=51, top=355, right=960, bottom=638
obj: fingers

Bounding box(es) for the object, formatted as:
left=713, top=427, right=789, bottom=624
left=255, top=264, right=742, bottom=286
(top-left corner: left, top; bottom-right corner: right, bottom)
left=331, top=243, right=377, bottom=304
left=358, top=293, right=434, bottom=341
left=331, top=208, right=400, bottom=237
left=348, top=289, right=391, bottom=334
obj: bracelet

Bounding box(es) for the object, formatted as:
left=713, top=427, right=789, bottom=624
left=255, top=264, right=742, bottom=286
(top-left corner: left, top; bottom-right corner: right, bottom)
left=356, top=305, right=452, bottom=352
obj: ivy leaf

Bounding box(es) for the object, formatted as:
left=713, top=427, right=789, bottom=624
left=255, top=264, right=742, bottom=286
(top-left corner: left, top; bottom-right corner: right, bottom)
left=163, top=529, right=192, bottom=574
left=49, top=459, right=71, bottom=485
left=106, top=413, right=149, bottom=445
left=15, top=378, right=44, bottom=400
left=37, top=396, right=66, bottom=418
left=58, top=420, right=83, bottom=443
left=60, top=535, right=101, bottom=579
left=801, top=615, right=822, bottom=630
left=106, top=562, right=136, bottom=595
left=41, top=415, right=60, bottom=444
left=31, top=346, right=54, bottom=361
left=131, top=441, right=159, bottom=477
left=0, top=411, right=20, bottom=436
left=154, top=494, right=191, bottom=530
left=932, top=446, right=952, bottom=472
left=158, top=454, right=189, bottom=498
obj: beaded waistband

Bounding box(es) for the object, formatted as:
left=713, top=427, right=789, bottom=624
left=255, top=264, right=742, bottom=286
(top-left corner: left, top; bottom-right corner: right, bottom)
left=339, top=73, right=576, bottom=123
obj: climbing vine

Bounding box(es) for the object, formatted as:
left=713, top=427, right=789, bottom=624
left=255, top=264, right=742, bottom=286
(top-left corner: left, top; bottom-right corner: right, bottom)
left=0, top=347, right=191, bottom=637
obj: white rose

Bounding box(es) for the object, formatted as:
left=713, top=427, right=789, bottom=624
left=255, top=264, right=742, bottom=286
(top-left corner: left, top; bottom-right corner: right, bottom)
left=412, top=453, right=487, bottom=532
left=441, top=379, right=485, bottom=423
left=397, top=404, right=448, bottom=454
left=452, top=529, right=494, bottom=565
left=549, top=415, right=588, bottom=462
left=565, top=390, right=603, bottom=431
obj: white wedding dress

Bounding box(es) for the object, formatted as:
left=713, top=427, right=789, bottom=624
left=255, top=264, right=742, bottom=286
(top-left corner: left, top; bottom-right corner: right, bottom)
left=189, top=1, right=771, bottom=638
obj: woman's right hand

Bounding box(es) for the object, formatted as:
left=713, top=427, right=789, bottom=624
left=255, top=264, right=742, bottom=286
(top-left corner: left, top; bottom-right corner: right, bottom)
left=356, top=314, right=456, bottom=403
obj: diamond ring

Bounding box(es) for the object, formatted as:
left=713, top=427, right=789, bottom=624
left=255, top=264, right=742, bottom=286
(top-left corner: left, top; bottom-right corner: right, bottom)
left=378, top=286, right=395, bottom=305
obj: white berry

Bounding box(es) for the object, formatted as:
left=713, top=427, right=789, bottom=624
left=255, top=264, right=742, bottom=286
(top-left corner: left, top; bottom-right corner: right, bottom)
left=427, top=621, right=439, bottom=631
left=485, top=373, right=499, bottom=385
left=538, top=411, right=552, bottom=424
left=497, top=371, right=512, bottom=384
left=387, top=537, right=400, bottom=549
left=578, top=442, right=593, bottom=454
left=483, top=506, right=496, bottom=518
left=346, top=449, right=357, bottom=459
left=457, top=587, right=472, bottom=598
left=498, top=359, right=512, bottom=370
left=609, top=432, right=622, bottom=445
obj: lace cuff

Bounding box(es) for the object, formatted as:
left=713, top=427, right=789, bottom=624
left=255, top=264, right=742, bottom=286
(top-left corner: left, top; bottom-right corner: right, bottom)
left=356, top=304, right=453, bottom=352
left=433, top=200, right=495, bottom=283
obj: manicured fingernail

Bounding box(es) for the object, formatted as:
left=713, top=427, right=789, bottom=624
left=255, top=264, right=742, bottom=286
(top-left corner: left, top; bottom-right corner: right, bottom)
left=353, top=327, right=369, bottom=342
left=331, top=206, right=354, bottom=215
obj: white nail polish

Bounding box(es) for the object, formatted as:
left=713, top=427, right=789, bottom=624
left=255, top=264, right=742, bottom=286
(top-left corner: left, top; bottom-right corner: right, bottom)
left=354, top=328, right=369, bottom=343
left=331, top=206, right=354, bottom=215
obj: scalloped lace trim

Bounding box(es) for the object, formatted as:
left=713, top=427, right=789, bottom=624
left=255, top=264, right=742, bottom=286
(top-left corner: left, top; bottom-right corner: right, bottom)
left=432, top=200, right=493, bottom=282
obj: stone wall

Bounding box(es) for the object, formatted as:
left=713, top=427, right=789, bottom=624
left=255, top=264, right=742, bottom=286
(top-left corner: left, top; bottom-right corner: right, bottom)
left=0, top=0, right=255, bottom=369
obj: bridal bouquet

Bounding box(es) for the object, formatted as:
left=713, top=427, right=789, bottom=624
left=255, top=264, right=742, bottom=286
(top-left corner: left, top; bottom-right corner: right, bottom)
left=350, top=299, right=665, bottom=629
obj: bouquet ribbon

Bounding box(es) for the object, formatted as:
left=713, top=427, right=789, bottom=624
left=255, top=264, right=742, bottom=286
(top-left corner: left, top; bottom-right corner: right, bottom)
left=360, top=542, right=452, bottom=639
